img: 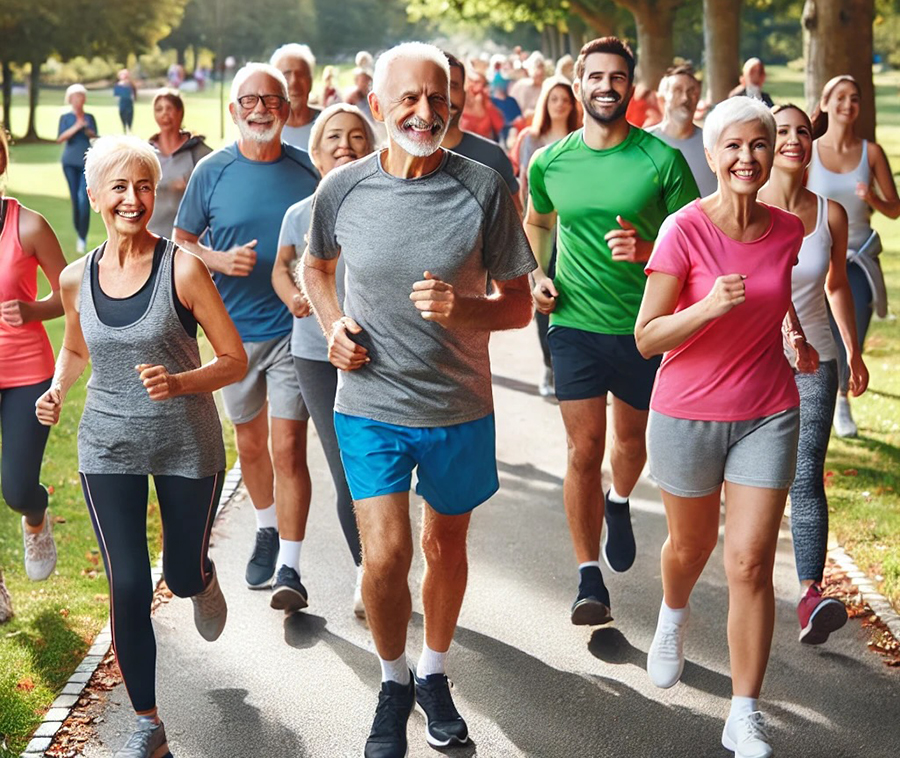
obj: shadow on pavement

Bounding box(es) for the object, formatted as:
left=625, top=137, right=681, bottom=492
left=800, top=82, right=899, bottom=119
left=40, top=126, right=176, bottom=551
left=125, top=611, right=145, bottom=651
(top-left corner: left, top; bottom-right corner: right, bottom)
left=497, top=459, right=565, bottom=487
left=207, top=687, right=309, bottom=757
left=491, top=373, right=540, bottom=396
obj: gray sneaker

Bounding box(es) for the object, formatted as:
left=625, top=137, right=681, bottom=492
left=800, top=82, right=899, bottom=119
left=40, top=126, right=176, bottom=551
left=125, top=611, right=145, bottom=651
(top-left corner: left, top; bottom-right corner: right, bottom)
left=22, top=514, right=57, bottom=581
left=191, top=562, right=227, bottom=641
left=114, top=719, right=168, bottom=758
left=0, top=569, right=13, bottom=624
left=834, top=395, right=858, bottom=438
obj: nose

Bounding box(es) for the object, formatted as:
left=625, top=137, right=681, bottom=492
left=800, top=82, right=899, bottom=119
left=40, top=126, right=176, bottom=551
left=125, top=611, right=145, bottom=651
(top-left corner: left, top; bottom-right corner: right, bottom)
left=738, top=143, right=754, bottom=163
left=338, top=131, right=351, bottom=149
left=123, top=183, right=138, bottom=204
left=253, top=96, right=268, bottom=114
left=415, top=94, right=435, bottom=122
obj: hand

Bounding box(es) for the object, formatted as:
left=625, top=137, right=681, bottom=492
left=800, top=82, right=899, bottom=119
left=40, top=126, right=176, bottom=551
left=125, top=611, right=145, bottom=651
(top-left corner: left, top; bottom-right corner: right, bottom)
left=856, top=181, right=873, bottom=204
left=531, top=276, right=558, bottom=315
left=35, top=383, right=63, bottom=426
left=289, top=292, right=311, bottom=318
left=704, top=274, right=746, bottom=318
left=328, top=317, right=369, bottom=371
left=0, top=299, right=31, bottom=327
left=847, top=353, right=869, bottom=396
left=222, top=240, right=257, bottom=277
left=171, top=177, right=188, bottom=193
left=788, top=336, right=819, bottom=374
left=409, top=271, right=456, bottom=327
left=136, top=364, right=180, bottom=400
left=605, top=216, right=644, bottom=263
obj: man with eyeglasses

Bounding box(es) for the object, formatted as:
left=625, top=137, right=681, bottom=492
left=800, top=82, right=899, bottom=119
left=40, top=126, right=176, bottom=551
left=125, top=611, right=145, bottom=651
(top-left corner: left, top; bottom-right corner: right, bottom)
left=174, top=62, right=319, bottom=614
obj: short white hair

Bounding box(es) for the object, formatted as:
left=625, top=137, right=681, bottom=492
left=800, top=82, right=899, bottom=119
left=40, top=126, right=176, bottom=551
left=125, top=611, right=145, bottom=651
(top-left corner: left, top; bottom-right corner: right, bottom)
left=84, top=136, right=162, bottom=192
left=703, top=96, right=775, bottom=152
left=230, top=63, right=288, bottom=105
left=525, top=51, right=546, bottom=76
left=372, top=42, right=450, bottom=102
left=270, top=44, right=316, bottom=75
left=65, top=84, right=87, bottom=104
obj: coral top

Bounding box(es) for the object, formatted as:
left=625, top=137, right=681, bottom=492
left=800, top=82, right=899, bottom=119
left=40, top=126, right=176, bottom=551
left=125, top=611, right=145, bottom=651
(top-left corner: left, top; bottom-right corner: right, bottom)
left=0, top=198, right=55, bottom=389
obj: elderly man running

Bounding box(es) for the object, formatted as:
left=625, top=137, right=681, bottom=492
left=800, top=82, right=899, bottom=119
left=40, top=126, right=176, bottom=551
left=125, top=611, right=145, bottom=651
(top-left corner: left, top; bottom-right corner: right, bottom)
left=304, top=42, right=536, bottom=758
left=174, top=63, right=319, bottom=612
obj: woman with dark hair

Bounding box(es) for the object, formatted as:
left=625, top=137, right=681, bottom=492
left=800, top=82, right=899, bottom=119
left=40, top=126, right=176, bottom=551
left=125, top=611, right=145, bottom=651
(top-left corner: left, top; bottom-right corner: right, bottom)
left=760, top=104, right=868, bottom=645
left=808, top=75, right=900, bottom=437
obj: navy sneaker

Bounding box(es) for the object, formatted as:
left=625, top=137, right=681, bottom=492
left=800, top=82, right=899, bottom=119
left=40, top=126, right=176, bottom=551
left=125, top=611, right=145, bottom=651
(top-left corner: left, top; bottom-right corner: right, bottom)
left=270, top=566, right=308, bottom=613
left=246, top=527, right=278, bottom=588
left=365, top=674, right=415, bottom=758
left=602, top=491, right=636, bottom=573
left=571, top=565, right=613, bottom=626
left=414, top=673, right=469, bottom=748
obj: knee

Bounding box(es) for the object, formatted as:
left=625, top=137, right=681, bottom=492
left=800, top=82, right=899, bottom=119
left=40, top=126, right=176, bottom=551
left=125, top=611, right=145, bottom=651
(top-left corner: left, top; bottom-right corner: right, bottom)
left=421, top=528, right=468, bottom=572
left=110, top=572, right=153, bottom=613
left=567, top=435, right=603, bottom=474
left=2, top=479, right=44, bottom=516
left=725, top=552, right=773, bottom=590
left=235, top=425, right=269, bottom=463
left=668, top=537, right=715, bottom=573
left=363, top=540, right=413, bottom=582
left=272, top=428, right=308, bottom=475
left=614, top=431, right=646, bottom=460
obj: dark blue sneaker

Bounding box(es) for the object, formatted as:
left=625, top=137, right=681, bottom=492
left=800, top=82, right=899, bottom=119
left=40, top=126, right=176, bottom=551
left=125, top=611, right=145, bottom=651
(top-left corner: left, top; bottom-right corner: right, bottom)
left=602, top=491, right=636, bottom=573
left=270, top=566, right=308, bottom=613
left=246, top=527, right=278, bottom=588
left=414, top=673, right=469, bottom=748
left=571, top=565, right=613, bottom=626
left=365, top=674, right=415, bottom=758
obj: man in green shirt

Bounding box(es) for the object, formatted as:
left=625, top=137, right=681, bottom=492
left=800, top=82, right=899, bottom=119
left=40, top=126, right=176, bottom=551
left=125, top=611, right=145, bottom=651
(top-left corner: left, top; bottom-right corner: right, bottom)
left=525, top=36, right=699, bottom=627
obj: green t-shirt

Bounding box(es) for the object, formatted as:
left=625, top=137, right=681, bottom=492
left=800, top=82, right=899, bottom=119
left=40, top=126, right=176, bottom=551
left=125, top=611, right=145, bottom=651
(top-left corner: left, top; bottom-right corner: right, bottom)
left=529, top=127, right=700, bottom=334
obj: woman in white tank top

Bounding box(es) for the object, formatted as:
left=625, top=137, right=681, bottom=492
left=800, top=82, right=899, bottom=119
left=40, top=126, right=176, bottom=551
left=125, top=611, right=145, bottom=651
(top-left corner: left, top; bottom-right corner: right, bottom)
left=760, top=104, right=869, bottom=646
left=807, top=75, right=899, bottom=436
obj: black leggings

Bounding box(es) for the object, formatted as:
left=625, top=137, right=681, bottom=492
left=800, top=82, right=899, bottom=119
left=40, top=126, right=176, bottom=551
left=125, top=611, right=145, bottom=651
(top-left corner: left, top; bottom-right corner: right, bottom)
left=81, top=471, right=224, bottom=713
left=2, top=379, right=51, bottom=526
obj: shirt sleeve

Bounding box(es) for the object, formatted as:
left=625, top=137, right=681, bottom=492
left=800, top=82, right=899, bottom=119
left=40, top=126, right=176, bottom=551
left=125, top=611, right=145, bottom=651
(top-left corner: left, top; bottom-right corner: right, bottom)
left=482, top=176, right=538, bottom=281
left=527, top=146, right=555, bottom=215
left=662, top=149, right=700, bottom=215
left=645, top=214, right=690, bottom=280
left=87, top=114, right=98, bottom=135
left=278, top=202, right=311, bottom=250
left=306, top=177, right=343, bottom=261
left=174, top=162, right=211, bottom=236
left=57, top=113, right=71, bottom=138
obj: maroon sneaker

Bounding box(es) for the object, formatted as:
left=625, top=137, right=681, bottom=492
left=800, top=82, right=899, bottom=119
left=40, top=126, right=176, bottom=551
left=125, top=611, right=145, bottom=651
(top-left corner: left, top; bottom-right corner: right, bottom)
left=798, top=584, right=848, bottom=645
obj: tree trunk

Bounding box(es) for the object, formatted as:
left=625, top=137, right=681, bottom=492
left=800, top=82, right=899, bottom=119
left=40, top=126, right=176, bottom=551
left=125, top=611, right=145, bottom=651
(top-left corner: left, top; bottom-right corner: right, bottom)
left=176, top=46, right=186, bottom=69
left=631, top=0, right=677, bottom=89
left=804, top=0, right=876, bottom=140
left=24, top=60, right=40, bottom=141
left=1, top=61, right=12, bottom=133
left=703, top=0, right=741, bottom=105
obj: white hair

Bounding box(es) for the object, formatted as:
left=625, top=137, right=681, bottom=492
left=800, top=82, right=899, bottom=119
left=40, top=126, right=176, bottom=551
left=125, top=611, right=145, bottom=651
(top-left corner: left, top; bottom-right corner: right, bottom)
left=65, top=83, right=87, bottom=104
left=372, top=42, right=450, bottom=102
left=308, top=103, right=379, bottom=167
left=525, top=51, right=546, bottom=76
left=703, top=96, right=775, bottom=152
left=356, top=51, right=374, bottom=70
left=230, top=62, right=288, bottom=104
left=84, top=136, right=162, bottom=192
left=270, top=44, right=316, bottom=75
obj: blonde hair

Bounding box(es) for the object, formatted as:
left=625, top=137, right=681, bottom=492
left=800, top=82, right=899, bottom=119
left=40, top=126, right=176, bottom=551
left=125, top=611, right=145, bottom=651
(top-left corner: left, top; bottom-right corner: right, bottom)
left=84, top=136, right=162, bottom=191
left=65, top=83, right=87, bottom=105
left=308, top=104, right=378, bottom=172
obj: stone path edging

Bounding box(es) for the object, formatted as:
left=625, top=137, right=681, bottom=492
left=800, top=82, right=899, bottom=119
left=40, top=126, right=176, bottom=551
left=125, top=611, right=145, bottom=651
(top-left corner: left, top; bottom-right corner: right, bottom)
left=829, top=544, right=900, bottom=641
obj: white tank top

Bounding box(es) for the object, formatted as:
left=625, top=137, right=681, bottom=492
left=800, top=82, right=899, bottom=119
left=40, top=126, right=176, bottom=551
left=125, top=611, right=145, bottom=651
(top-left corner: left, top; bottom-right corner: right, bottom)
left=807, top=140, right=871, bottom=251
left=788, top=193, right=837, bottom=364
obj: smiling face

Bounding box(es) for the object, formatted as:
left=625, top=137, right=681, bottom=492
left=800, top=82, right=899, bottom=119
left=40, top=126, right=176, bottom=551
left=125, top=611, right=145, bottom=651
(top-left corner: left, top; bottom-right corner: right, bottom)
left=88, top=160, right=156, bottom=237
left=229, top=71, right=289, bottom=144
left=547, top=85, right=574, bottom=124
left=823, top=80, right=861, bottom=127
left=662, top=73, right=700, bottom=126
left=153, top=96, right=184, bottom=132
left=772, top=108, right=812, bottom=173
left=575, top=52, right=633, bottom=125
left=313, top=112, right=372, bottom=176
left=275, top=55, right=312, bottom=111
left=708, top=119, right=773, bottom=196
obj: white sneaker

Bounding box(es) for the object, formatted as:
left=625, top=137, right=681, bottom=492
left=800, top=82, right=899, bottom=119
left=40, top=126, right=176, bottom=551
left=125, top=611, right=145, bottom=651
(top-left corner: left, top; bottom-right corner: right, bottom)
left=833, top=395, right=858, bottom=438
left=0, top=569, right=13, bottom=623
left=22, top=514, right=58, bottom=581
left=76, top=237, right=86, bottom=254
left=722, top=711, right=774, bottom=758
left=353, top=565, right=366, bottom=619
left=538, top=366, right=554, bottom=397
left=647, top=603, right=689, bottom=688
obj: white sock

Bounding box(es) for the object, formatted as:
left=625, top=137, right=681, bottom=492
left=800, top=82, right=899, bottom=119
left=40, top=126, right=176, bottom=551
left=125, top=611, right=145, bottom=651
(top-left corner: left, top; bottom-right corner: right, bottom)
left=380, top=654, right=410, bottom=685
left=608, top=486, right=629, bottom=503
left=254, top=504, right=278, bottom=531
left=416, top=644, right=448, bottom=679
left=579, top=561, right=601, bottom=571
left=730, top=695, right=758, bottom=719
left=660, top=600, right=689, bottom=626
left=277, top=539, right=302, bottom=573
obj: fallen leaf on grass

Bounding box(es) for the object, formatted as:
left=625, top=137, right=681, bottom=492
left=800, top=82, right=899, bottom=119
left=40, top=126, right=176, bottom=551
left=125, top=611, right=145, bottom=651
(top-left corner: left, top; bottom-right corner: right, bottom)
left=842, top=469, right=859, bottom=476
left=52, top=514, right=65, bottom=523
left=16, top=677, right=35, bottom=692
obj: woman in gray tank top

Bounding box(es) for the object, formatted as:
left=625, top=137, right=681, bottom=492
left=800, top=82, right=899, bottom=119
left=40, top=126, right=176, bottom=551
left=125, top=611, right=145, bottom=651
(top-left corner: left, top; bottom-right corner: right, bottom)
left=35, top=136, right=247, bottom=758
left=808, top=75, right=900, bottom=437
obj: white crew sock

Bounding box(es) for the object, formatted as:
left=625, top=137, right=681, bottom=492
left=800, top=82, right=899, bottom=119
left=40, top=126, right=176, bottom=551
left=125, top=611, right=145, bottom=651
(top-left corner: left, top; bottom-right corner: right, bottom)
left=660, top=600, right=689, bottom=626
left=380, top=654, right=410, bottom=685
left=608, top=486, right=629, bottom=503
left=254, top=503, right=278, bottom=531
left=277, top=539, right=302, bottom=573
left=579, top=561, right=601, bottom=571
left=416, top=644, right=448, bottom=679
left=730, top=695, right=758, bottom=719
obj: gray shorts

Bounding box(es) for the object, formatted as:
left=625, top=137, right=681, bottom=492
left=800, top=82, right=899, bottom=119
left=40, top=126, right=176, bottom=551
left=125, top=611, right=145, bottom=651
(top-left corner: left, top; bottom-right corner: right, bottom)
left=221, top=335, right=308, bottom=425
left=647, top=408, right=800, bottom=497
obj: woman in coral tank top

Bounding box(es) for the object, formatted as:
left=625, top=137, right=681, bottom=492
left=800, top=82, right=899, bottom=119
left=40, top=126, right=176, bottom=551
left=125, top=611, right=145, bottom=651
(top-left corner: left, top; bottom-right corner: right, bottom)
left=0, top=129, right=68, bottom=623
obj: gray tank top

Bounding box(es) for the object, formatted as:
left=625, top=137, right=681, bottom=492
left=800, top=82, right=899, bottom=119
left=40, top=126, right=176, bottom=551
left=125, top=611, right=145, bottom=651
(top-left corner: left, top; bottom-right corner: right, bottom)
left=77, top=239, right=225, bottom=477
left=807, top=140, right=871, bottom=251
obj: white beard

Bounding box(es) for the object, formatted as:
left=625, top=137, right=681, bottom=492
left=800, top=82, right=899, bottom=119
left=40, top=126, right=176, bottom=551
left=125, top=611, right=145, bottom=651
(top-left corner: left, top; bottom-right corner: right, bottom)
left=386, top=117, right=446, bottom=158
left=237, top=117, right=282, bottom=144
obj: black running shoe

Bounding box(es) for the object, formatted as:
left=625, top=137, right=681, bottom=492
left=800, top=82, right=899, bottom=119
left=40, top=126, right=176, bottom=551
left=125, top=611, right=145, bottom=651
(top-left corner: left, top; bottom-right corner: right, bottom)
left=270, top=566, right=308, bottom=613
left=602, top=491, right=636, bottom=573
left=246, top=527, right=278, bottom=588
left=365, top=675, right=415, bottom=758
left=414, top=673, right=469, bottom=748
left=571, top=565, right=613, bottom=626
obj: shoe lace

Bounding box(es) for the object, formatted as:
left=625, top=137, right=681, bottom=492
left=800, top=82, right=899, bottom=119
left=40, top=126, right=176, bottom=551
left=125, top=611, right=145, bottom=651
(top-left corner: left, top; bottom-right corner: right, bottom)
left=424, top=677, right=461, bottom=721
left=371, top=688, right=410, bottom=736
left=193, top=578, right=221, bottom=615
left=251, top=530, right=277, bottom=565
left=25, top=526, right=55, bottom=562
left=122, top=725, right=155, bottom=752
left=655, top=621, right=683, bottom=659
left=738, top=712, right=770, bottom=742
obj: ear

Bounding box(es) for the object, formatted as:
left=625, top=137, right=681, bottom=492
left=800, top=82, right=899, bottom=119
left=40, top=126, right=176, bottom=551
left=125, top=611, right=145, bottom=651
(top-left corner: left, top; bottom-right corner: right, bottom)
left=704, top=147, right=716, bottom=175
left=368, top=91, right=385, bottom=124
left=572, top=77, right=581, bottom=99
left=228, top=102, right=238, bottom=124
left=87, top=187, right=99, bottom=213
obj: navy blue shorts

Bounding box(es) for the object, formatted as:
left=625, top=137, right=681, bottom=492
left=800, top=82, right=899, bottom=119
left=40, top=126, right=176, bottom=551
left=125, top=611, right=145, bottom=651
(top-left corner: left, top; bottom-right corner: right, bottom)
left=548, top=326, right=661, bottom=410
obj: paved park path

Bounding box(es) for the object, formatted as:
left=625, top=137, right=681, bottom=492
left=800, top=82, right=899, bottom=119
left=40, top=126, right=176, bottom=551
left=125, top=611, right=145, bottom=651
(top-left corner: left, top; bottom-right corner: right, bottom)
left=81, top=327, right=898, bottom=758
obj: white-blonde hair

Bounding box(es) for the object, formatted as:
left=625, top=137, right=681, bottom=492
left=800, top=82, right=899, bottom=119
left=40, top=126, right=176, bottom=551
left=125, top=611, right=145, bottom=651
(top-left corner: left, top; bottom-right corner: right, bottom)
left=230, top=62, right=289, bottom=105
left=270, top=44, right=316, bottom=76
left=703, top=96, right=775, bottom=152
left=308, top=104, right=378, bottom=170
left=65, top=84, right=87, bottom=105
left=372, top=42, right=450, bottom=102
left=84, top=135, right=162, bottom=191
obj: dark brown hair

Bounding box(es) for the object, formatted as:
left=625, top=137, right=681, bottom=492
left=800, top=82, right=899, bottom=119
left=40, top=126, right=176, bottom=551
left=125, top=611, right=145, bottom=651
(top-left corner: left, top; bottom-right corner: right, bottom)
left=531, top=77, right=582, bottom=137
left=152, top=87, right=185, bottom=115
left=443, top=51, right=465, bottom=86
left=0, top=128, right=7, bottom=179
left=810, top=75, right=860, bottom=140
left=771, top=103, right=812, bottom=130
left=575, top=37, right=635, bottom=83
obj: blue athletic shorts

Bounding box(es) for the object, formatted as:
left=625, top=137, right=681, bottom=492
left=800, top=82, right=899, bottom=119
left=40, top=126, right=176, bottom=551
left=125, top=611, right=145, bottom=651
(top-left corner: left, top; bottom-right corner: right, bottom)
left=333, top=412, right=499, bottom=515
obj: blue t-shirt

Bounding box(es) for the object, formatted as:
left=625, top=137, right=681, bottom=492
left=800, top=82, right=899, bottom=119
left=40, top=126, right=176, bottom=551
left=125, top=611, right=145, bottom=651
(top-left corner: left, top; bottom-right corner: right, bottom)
left=113, top=83, right=135, bottom=106
left=175, top=142, right=319, bottom=342
left=58, top=112, right=98, bottom=167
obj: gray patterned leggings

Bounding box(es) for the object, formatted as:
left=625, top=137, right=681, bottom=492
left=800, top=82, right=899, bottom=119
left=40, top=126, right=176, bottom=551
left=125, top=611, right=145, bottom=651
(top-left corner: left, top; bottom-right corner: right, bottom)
left=789, top=360, right=838, bottom=583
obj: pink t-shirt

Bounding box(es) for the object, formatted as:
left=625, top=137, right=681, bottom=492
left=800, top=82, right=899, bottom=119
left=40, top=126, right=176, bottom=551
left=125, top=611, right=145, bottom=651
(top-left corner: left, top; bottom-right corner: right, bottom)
left=645, top=200, right=802, bottom=421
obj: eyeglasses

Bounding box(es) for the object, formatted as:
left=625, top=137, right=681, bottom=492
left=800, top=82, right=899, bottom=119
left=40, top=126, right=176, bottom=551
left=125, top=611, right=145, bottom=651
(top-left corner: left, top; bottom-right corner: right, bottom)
left=237, top=94, right=287, bottom=110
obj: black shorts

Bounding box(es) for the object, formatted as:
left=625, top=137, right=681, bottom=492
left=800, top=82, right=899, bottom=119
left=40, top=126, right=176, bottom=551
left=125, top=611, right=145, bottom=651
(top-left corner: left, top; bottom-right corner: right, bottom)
left=548, top=326, right=661, bottom=409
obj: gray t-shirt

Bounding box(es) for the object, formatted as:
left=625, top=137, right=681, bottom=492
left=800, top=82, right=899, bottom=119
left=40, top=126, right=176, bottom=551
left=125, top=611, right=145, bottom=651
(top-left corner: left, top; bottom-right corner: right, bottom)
left=449, top=132, right=519, bottom=195
left=307, top=149, right=537, bottom=427
left=646, top=125, right=717, bottom=198
left=278, top=195, right=346, bottom=362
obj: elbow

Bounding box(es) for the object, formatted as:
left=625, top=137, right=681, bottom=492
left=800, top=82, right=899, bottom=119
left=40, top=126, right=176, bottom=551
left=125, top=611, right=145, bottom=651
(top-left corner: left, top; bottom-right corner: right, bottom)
left=634, top=328, right=655, bottom=360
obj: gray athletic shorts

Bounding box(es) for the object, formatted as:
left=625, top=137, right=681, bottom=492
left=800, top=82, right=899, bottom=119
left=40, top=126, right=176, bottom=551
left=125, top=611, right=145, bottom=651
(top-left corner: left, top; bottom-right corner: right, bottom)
left=221, top=335, right=309, bottom=425
left=648, top=407, right=800, bottom=497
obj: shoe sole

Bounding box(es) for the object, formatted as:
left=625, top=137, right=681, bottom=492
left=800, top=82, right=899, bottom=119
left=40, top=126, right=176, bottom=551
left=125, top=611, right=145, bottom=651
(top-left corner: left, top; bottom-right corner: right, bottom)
left=799, top=598, right=848, bottom=645
left=246, top=574, right=275, bottom=590
left=601, top=517, right=635, bottom=575
left=721, top=732, right=773, bottom=758
left=416, top=704, right=470, bottom=749
left=571, top=598, right=613, bottom=626
left=270, top=586, right=308, bottom=612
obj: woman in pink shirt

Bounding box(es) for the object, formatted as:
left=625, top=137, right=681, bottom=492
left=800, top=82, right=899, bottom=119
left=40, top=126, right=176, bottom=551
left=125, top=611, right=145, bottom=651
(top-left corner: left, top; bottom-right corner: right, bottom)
left=635, top=98, right=817, bottom=758
left=0, top=130, right=68, bottom=623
